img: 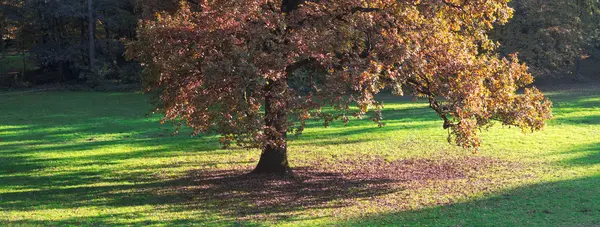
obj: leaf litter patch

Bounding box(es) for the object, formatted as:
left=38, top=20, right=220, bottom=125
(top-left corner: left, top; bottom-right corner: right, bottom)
left=168, top=156, right=528, bottom=221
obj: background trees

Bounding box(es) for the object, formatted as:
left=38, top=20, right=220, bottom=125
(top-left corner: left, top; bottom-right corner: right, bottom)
left=493, top=0, right=600, bottom=78
left=2, top=0, right=600, bottom=88
left=128, top=0, right=552, bottom=174
left=0, top=0, right=140, bottom=85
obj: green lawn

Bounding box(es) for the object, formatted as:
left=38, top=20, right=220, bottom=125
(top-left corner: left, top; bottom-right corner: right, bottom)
left=0, top=86, right=599, bottom=226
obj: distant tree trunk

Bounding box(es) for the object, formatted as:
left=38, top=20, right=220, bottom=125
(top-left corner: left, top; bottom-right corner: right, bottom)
left=80, top=0, right=86, bottom=75
left=81, top=17, right=85, bottom=43
left=22, top=38, right=26, bottom=81
left=251, top=78, right=291, bottom=175
left=88, top=0, right=95, bottom=70
left=105, top=25, right=110, bottom=40
left=574, top=57, right=582, bottom=82
left=0, top=29, right=4, bottom=59
left=105, top=25, right=111, bottom=51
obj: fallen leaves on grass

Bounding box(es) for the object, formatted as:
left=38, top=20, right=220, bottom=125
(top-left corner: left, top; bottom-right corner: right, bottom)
left=156, top=156, right=528, bottom=221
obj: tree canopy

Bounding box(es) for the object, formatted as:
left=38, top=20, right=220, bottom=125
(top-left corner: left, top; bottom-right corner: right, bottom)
left=127, top=0, right=552, bottom=174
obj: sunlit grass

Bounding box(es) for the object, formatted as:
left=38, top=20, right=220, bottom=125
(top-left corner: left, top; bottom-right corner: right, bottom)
left=0, top=87, right=599, bottom=226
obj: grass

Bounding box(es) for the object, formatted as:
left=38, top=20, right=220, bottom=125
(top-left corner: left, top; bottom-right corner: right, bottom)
left=0, top=85, right=599, bottom=226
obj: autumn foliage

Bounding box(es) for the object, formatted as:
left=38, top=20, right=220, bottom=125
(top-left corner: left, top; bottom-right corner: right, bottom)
left=127, top=0, right=552, bottom=174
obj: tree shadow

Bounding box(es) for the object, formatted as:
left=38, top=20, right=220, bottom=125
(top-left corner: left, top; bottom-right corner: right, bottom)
left=556, top=142, right=600, bottom=166
left=0, top=165, right=400, bottom=224
left=1, top=155, right=495, bottom=224
left=2, top=91, right=597, bottom=225
left=179, top=167, right=400, bottom=219
left=2, top=216, right=250, bottom=227
left=547, top=91, right=600, bottom=114
left=555, top=115, right=600, bottom=125
left=338, top=175, right=600, bottom=226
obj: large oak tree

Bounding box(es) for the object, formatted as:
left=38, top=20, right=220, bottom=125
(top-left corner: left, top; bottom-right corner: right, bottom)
left=127, top=0, right=552, bottom=175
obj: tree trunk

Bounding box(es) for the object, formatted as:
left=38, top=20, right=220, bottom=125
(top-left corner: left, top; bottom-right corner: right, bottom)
left=81, top=15, right=85, bottom=44
left=0, top=29, right=4, bottom=59
left=252, top=141, right=290, bottom=174
left=573, top=57, right=582, bottom=82
left=22, top=38, right=26, bottom=81
left=251, top=0, right=307, bottom=175
left=88, top=0, right=95, bottom=70
left=251, top=79, right=291, bottom=175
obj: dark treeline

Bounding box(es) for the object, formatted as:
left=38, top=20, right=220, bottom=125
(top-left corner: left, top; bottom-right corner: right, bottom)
left=0, top=0, right=178, bottom=88
left=1, top=0, right=599, bottom=88
left=493, top=0, right=600, bottom=81
left=2, top=0, right=137, bottom=86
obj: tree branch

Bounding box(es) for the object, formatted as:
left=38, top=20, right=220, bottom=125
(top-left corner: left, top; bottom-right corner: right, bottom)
left=406, top=78, right=456, bottom=129
left=351, top=7, right=381, bottom=13
left=441, top=0, right=466, bottom=9
left=285, top=57, right=319, bottom=75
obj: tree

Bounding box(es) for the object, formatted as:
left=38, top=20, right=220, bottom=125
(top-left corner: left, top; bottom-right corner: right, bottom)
left=493, top=0, right=600, bottom=77
left=127, top=0, right=553, bottom=175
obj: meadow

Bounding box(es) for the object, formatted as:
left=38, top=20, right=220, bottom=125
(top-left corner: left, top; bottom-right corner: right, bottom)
left=0, top=85, right=599, bottom=226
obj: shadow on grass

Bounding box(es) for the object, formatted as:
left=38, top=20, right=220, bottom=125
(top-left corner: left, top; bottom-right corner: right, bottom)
left=338, top=175, right=600, bottom=226
left=558, top=142, right=600, bottom=166
left=180, top=168, right=400, bottom=218
left=0, top=166, right=401, bottom=225
left=0, top=92, right=438, bottom=225
left=542, top=89, right=600, bottom=125
left=1, top=91, right=598, bottom=225
left=557, top=115, right=600, bottom=125
left=2, top=217, right=240, bottom=227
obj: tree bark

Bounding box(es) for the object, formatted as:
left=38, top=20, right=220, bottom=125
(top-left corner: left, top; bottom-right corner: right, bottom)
left=251, top=78, right=291, bottom=175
